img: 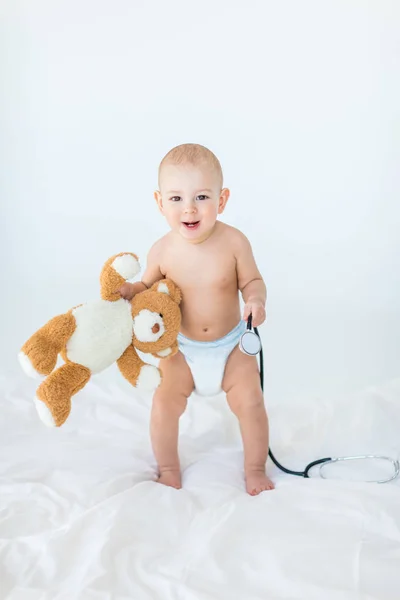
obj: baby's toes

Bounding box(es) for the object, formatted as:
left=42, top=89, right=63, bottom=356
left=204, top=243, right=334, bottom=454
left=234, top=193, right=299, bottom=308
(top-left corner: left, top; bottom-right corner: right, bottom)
left=246, top=473, right=275, bottom=495
left=264, top=478, right=275, bottom=491
left=158, top=470, right=182, bottom=490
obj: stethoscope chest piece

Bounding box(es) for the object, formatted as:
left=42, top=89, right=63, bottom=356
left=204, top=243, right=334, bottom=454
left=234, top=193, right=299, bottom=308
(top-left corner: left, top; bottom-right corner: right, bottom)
left=239, top=316, right=262, bottom=356
left=318, top=455, right=400, bottom=484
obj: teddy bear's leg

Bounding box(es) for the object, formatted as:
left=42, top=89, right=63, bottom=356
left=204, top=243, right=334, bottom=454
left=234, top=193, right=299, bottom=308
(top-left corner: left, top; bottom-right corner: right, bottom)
left=35, top=362, right=91, bottom=427
left=117, top=345, right=161, bottom=392
left=19, top=313, right=76, bottom=378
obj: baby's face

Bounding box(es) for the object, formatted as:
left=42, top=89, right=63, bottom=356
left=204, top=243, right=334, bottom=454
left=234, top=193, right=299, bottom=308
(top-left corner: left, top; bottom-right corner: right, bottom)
left=155, top=163, right=229, bottom=243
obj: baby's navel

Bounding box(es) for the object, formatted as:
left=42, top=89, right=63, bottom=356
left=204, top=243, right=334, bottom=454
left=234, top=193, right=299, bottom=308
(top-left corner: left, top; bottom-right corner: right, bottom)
left=203, top=327, right=208, bottom=332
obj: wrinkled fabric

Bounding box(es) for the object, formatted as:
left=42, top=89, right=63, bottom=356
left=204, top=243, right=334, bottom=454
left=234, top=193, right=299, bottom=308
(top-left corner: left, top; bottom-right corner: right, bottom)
left=1, top=370, right=400, bottom=600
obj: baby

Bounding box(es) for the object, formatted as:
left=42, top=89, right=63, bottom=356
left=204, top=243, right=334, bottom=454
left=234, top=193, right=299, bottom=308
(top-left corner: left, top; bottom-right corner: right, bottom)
left=120, top=144, right=274, bottom=495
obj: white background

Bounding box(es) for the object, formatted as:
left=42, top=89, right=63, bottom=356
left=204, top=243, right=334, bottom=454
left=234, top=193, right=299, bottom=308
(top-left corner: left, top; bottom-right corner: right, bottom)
left=1, top=0, right=399, bottom=405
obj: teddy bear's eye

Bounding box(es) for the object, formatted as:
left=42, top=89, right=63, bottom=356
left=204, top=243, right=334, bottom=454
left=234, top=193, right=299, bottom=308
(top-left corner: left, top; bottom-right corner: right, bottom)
left=159, top=313, right=163, bottom=318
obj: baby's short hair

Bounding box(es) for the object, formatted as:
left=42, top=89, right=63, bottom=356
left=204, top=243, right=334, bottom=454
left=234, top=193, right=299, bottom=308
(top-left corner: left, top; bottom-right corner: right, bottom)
left=158, top=143, right=223, bottom=188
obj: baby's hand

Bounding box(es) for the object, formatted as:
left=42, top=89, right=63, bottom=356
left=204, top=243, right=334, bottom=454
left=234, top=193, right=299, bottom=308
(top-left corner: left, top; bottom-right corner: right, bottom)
left=118, top=282, right=137, bottom=301
left=243, top=300, right=266, bottom=328
left=118, top=281, right=148, bottom=300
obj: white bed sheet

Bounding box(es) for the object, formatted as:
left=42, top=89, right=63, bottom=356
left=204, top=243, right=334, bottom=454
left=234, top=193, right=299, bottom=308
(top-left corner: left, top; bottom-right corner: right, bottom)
left=1, top=370, right=400, bottom=600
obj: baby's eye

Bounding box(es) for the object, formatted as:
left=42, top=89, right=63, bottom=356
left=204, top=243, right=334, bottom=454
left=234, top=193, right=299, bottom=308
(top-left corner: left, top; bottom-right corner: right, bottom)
left=169, top=196, right=181, bottom=202
left=196, top=195, right=208, bottom=201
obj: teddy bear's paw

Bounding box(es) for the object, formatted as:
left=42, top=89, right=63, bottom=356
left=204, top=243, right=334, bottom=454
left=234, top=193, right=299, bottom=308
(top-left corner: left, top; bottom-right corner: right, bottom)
left=34, top=396, right=57, bottom=427
left=112, top=254, right=140, bottom=280
left=18, top=352, right=46, bottom=380
left=136, top=364, right=162, bottom=391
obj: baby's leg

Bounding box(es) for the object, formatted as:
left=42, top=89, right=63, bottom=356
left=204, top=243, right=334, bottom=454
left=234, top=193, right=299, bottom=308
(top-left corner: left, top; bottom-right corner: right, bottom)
left=222, top=346, right=274, bottom=495
left=151, top=351, right=194, bottom=489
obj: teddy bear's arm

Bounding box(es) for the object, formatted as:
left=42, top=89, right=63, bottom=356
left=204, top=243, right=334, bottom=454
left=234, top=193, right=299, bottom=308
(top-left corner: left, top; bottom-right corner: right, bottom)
left=117, top=344, right=162, bottom=392
left=100, top=253, right=141, bottom=302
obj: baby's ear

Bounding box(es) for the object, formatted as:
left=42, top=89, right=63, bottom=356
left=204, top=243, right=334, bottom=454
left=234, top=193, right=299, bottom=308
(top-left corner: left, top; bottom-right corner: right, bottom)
left=150, top=279, right=182, bottom=305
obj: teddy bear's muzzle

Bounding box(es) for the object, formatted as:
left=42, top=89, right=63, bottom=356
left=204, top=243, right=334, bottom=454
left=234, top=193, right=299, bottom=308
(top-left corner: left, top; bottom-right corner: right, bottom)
left=133, top=309, right=165, bottom=343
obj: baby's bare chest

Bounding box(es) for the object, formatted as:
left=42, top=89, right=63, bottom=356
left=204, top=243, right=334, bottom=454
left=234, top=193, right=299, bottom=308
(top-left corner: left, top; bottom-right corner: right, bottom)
left=161, top=246, right=237, bottom=291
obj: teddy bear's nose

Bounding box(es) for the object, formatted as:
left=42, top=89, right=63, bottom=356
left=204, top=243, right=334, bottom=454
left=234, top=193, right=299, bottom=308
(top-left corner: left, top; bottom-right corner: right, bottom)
left=152, top=323, right=160, bottom=334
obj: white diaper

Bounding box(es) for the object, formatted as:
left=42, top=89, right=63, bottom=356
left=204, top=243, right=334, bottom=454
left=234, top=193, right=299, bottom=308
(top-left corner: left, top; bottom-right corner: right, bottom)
left=177, top=321, right=247, bottom=396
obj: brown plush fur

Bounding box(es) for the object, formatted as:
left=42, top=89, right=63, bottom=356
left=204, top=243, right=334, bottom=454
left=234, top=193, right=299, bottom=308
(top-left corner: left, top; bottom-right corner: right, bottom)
left=100, top=253, right=139, bottom=302
left=37, top=363, right=91, bottom=427
left=131, top=280, right=182, bottom=355
left=21, top=313, right=76, bottom=376
left=151, top=340, right=179, bottom=360
left=117, top=344, right=148, bottom=385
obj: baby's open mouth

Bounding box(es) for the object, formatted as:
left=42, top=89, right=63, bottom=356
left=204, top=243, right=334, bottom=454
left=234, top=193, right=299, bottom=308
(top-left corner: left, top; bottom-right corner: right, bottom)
left=182, top=221, right=200, bottom=230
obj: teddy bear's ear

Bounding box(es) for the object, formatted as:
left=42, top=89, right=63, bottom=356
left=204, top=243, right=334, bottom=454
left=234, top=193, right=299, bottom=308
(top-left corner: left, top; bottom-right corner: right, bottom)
left=151, top=279, right=182, bottom=305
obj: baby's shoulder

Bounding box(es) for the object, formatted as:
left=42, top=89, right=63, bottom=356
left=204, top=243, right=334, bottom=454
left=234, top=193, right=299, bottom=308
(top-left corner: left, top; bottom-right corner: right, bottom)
left=217, top=222, right=250, bottom=248
left=146, top=233, right=172, bottom=262
left=149, top=232, right=174, bottom=252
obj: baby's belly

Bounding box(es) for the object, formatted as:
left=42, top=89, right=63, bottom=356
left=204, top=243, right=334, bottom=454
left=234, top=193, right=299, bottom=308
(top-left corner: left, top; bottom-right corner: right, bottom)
left=179, top=288, right=242, bottom=341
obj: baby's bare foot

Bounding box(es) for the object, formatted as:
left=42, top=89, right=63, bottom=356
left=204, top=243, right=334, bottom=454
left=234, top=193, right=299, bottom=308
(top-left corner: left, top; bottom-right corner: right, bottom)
left=246, top=470, right=275, bottom=495
left=157, top=469, right=182, bottom=489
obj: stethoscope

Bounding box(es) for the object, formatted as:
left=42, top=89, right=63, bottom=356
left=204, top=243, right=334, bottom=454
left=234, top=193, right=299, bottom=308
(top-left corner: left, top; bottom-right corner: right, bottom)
left=239, top=315, right=400, bottom=484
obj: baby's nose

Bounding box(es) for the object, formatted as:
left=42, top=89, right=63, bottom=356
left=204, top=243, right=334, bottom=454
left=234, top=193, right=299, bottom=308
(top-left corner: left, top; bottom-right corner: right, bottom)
left=152, top=323, right=160, bottom=334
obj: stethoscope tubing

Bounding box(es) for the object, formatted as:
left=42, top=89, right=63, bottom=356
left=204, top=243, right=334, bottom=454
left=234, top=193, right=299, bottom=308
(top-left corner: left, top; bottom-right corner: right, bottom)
left=242, top=316, right=399, bottom=483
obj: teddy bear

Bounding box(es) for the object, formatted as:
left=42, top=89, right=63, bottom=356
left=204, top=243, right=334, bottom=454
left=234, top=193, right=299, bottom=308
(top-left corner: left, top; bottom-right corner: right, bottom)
left=18, top=252, right=181, bottom=427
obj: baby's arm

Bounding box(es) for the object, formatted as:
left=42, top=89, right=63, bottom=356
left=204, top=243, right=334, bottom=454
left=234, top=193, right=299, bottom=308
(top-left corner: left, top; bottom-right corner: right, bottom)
left=119, top=240, right=165, bottom=300
left=233, top=231, right=267, bottom=327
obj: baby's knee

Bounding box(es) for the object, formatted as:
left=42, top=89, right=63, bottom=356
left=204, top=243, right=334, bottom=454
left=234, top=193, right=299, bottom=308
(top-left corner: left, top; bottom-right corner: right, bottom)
left=158, top=352, right=194, bottom=399
left=152, top=386, right=188, bottom=417
left=227, top=382, right=265, bottom=416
